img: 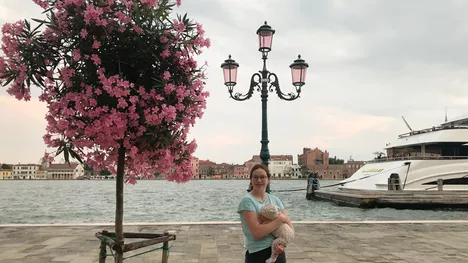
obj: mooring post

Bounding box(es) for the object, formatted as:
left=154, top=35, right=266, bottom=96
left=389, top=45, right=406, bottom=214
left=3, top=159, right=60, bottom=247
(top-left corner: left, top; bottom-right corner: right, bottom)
left=162, top=231, right=170, bottom=263
left=306, top=176, right=312, bottom=200
left=306, top=174, right=320, bottom=200
left=437, top=179, right=443, bottom=191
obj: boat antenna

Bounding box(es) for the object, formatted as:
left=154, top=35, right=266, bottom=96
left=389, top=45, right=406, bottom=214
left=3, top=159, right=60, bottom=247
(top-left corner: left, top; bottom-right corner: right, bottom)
left=401, top=116, right=413, bottom=131
left=445, top=107, right=448, bottom=122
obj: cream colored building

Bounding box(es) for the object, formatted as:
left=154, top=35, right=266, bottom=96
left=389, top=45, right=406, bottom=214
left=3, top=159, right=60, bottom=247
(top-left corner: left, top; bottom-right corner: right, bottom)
left=269, top=155, right=293, bottom=178
left=284, top=164, right=302, bottom=178
left=0, top=169, right=12, bottom=179
left=35, top=170, right=48, bottom=180
left=47, top=163, right=85, bottom=180
left=12, top=164, right=41, bottom=179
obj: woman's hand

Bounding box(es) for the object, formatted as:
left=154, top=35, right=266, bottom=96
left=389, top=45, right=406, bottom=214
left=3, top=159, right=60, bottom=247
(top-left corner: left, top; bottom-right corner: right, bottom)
left=273, top=243, right=285, bottom=255
left=278, top=212, right=289, bottom=223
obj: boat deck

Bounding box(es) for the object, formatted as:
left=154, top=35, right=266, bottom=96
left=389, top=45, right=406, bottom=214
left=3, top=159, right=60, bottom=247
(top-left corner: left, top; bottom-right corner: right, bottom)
left=313, top=189, right=468, bottom=209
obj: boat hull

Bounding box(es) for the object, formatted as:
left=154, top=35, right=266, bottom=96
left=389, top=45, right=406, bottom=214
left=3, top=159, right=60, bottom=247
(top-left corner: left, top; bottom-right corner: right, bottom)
left=339, top=159, right=468, bottom=191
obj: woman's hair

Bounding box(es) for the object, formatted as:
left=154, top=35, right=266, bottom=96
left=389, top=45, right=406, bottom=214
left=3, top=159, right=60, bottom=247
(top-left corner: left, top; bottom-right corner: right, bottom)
left=249, top=163, right=271, bottom=179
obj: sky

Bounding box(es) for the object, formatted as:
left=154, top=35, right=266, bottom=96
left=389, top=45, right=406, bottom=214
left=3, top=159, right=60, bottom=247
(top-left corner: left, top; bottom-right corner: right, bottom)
left=2, top=0, right=468, bottom=165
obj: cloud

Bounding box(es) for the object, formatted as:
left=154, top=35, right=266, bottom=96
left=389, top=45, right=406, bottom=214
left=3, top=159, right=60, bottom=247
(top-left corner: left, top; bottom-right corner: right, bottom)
left=2, top=0, right=468, bottom=165
left=0, top=96, right=48, bottom=164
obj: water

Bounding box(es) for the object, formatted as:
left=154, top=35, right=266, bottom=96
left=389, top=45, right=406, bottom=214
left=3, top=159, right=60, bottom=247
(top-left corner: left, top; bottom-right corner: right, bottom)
left=0, top=180, right=466, bottom=224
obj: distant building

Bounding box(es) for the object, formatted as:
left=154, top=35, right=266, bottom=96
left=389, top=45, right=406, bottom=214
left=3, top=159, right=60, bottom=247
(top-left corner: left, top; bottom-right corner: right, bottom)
left=215, top=163, right=234, bottom=178
left=198, top=159, right=216, bottom=179
left=244, top=155, right=294, bottom=178
left=0, top=169, right=12, bottom=179
left=284, top=164, right=302, bottom=178
left=269, top=155, right=293, bottom=178
left=233, top=165, right=248, bottom=179
left=297, top=148, right=364, bottom=179
left=191, top=157, right=199, bottom=179
left=12, top=164, right=41, bottom=179
left=298, top=147, right=329, bottom=168
left=342, top=159, right=365, bottom=178
left=47, top=163, right=85, bottom=180
left=244, top=155, right=262, bottom=173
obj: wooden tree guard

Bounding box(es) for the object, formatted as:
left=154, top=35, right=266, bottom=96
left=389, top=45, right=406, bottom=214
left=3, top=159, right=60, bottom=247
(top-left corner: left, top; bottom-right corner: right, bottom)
left=96, top=230, right=176, bottom=262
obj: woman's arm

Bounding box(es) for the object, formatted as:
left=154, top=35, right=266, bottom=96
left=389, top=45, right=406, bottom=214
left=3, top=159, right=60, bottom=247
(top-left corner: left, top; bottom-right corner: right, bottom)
left=242, top=210, right=287, bottom=240
left=280, top=210, right=294, bottom=231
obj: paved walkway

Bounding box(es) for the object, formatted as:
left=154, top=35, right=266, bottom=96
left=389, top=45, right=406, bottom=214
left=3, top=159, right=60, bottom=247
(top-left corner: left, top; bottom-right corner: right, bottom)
left=0, top=222, right=467, bottom=263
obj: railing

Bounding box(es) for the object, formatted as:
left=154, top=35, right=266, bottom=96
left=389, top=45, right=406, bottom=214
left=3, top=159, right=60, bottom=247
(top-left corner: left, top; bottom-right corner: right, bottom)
left=368, top=156, right=468, bottom=163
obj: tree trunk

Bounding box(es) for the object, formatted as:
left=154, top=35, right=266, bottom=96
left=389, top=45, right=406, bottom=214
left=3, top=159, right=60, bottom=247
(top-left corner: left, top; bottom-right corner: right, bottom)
left=115, top=144, right=126, bottom=263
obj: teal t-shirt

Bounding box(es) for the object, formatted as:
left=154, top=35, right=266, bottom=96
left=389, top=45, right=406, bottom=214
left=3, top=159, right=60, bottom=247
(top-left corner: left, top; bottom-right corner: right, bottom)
left=237, top=193, right=285, bottom=253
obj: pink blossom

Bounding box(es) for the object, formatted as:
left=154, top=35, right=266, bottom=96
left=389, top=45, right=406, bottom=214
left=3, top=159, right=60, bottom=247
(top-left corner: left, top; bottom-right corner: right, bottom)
left=33, top=0, right=49, bottom=9
left=92, top=40, right=101, bottom=49
left=161, top=49, right=170, bottom=58
left=173, top=21, right=186, bottom=32
left=163, top=71, right=171, bottom=80
left=59, top=67, right=75, bottom=87
left=72, top=49, right=81, bottom=61
left=141, top=0, right=159, bottom=8
left=91, top=54, right=101, bottom=65
left=132, top=25, right=143, bottom=34
left=80, top=29, right=88, bottom=39
left=84, top=4, right=103, bottom=25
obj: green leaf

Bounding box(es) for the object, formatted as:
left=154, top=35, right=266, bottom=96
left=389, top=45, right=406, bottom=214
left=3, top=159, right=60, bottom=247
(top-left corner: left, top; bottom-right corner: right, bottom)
left=69, top=148, right=83, bottom=164
left=55, top=145, right=64, bottom=156
left=3, top=75, right=16, bottom=86
left=29, top=74, right=40, bottom=87
left=64, top=146, right=70, bottom=165
left=46, top=24, right=60, bottom=31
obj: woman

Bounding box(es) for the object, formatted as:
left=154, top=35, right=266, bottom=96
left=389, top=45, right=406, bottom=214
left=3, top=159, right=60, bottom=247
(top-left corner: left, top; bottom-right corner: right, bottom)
left=237, top=164, right=294, bottom=263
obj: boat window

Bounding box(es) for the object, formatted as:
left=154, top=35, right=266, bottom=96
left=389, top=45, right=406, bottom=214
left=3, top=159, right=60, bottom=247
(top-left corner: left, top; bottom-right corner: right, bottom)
left=422, top=177, right=468, bottom=185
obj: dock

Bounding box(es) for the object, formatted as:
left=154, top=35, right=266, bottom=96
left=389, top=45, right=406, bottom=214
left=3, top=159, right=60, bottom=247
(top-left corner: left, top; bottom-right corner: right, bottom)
left=1, top=222, right=468, bottom=262
left=313, top=189, right=468, bottom=209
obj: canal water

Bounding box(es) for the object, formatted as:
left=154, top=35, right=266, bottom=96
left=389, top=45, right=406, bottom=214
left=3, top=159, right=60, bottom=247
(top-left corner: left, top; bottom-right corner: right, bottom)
left=0, top=180, right=466, bottom=224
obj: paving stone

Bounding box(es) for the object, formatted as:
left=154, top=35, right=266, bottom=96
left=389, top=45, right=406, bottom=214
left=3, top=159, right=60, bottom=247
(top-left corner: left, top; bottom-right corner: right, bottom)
left=0, top=223, right=467, bottom=262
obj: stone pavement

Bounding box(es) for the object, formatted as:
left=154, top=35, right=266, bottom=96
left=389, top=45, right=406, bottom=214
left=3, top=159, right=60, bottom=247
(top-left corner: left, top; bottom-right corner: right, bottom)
left=0, top=222, right=467, bottom=263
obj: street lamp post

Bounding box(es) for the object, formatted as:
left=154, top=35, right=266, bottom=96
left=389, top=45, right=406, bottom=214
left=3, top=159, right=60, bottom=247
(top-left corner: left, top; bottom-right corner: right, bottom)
left=221, top=21, right=309, bottom=193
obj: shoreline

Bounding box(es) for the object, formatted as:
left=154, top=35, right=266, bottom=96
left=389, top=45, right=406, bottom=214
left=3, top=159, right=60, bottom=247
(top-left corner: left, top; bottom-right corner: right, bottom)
left=2, top=219, right=468, bottom=228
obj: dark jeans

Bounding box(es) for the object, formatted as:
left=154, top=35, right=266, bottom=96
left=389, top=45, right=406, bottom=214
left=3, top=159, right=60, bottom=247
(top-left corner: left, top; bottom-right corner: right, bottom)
left=245, top=247, right=286, bottom=263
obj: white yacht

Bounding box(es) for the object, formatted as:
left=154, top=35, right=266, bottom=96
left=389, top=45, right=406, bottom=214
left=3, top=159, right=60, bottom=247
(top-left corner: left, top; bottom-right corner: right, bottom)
left=339, top=115, right=468, bottom=191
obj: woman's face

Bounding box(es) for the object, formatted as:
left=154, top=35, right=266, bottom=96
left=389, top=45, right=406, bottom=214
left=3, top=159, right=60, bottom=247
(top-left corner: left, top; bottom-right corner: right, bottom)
left=251, top=168, right=269, bottom=190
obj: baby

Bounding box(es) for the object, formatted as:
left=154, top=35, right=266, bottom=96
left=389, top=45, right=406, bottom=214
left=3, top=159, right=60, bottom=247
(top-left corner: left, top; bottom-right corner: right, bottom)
left=259, top=203, right=295, bottom=263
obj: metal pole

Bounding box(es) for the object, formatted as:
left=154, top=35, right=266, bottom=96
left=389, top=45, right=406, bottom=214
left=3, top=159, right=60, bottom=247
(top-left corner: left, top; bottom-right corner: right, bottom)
left=259, top=54, right=271, bottom=193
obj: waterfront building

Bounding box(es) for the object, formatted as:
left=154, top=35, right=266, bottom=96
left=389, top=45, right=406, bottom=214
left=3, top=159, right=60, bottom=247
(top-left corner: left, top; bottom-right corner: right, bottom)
left=233, top=165, right=248, bottom=179
left=47, top=163, right=85, bottom=180
left=284, top=164, right=302, bottom=178
left=12, top=164, right=41, bottom=179
left=215, top=163, right=234, bottom=178
left=269, top=155, right=293, bottom=178
left=0, top=169, right=12, bottom=179
left=244, top=155, right=294, bottom=178
left=191, top=157, right=199, bottom=179
left=198, top=159, right=216, bottom=179
left=298, top=147, right=329, bottom=167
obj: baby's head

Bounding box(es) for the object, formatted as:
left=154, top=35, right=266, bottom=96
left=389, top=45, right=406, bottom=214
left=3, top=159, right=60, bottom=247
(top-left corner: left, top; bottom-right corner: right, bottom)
left=260, top=203, right=279, bottom=220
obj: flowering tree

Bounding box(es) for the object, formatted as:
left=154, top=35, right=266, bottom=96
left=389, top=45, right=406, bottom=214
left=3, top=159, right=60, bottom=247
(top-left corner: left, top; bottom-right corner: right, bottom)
left=0, top=0, right=210, bottom=261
